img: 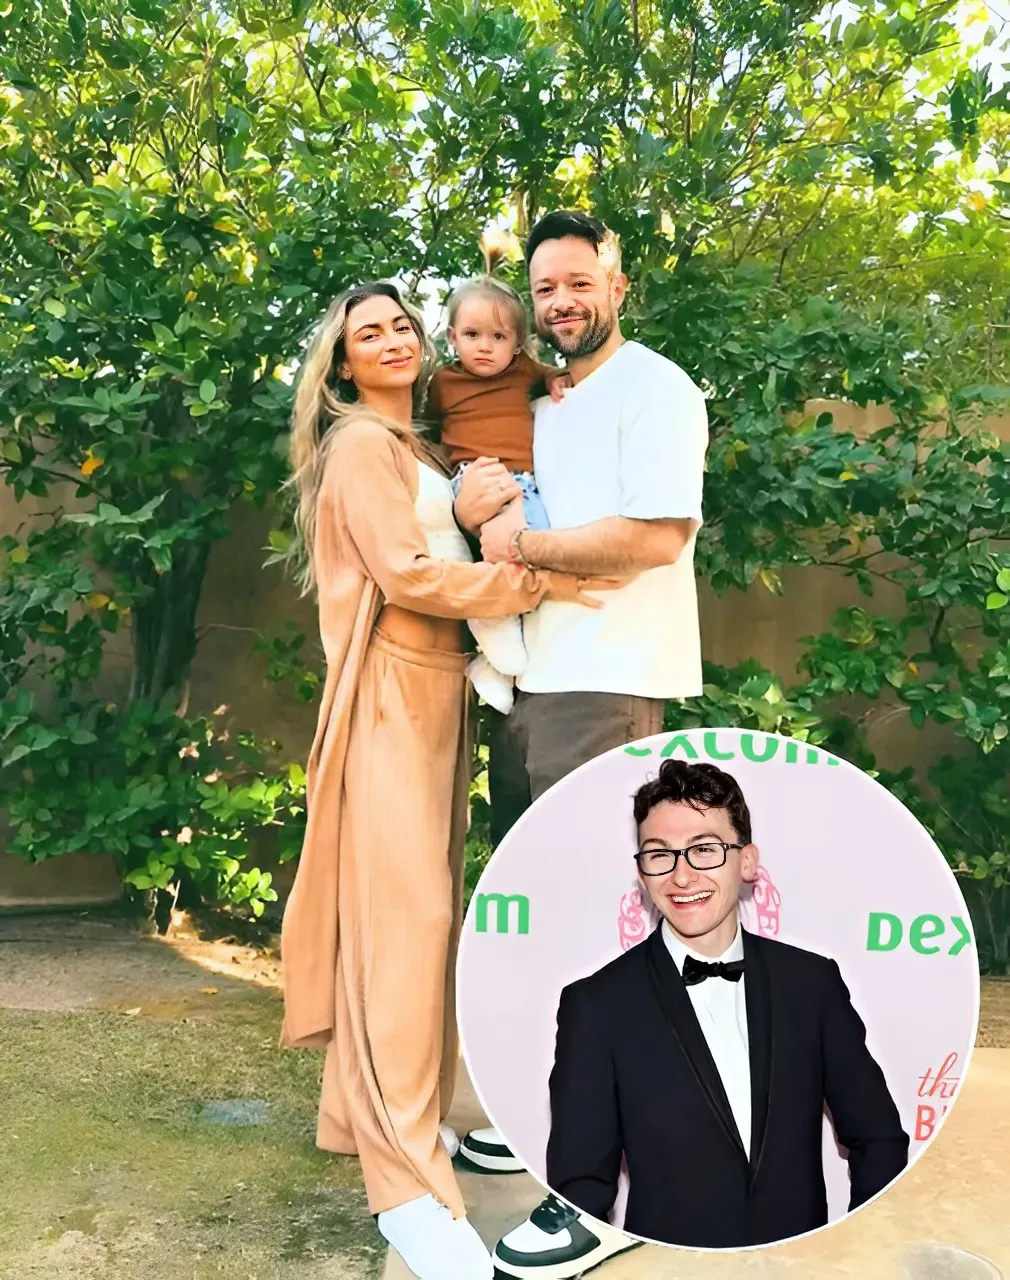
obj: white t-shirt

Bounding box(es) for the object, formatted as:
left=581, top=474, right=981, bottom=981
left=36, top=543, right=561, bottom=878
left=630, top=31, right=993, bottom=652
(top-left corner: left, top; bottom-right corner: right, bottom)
left=662, top=921, right=751, bottom=1155
left=518, top=340, right=707, bottom=698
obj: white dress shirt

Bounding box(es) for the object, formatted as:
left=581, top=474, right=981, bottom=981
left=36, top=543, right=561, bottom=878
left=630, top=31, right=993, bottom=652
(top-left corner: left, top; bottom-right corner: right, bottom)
left=662, top=921, right=752, bottom=1156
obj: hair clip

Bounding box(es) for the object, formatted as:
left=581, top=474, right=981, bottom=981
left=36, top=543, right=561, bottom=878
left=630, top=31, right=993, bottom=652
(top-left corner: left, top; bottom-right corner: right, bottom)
left=480, top=226, right=523, bottom=274
left=598, top=228, right=622, bottom=272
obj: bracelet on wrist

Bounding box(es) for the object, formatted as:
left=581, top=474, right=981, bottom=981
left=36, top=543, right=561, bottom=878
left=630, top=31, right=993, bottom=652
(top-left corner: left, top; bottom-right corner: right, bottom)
left=509, top=527, right=534, bottom=570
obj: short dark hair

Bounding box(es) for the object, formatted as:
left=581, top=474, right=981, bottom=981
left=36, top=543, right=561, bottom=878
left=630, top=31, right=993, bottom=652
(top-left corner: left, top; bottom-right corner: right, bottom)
left=633, top=760, right=753, bottom=846
left=525, top=209, right=608, bottom=267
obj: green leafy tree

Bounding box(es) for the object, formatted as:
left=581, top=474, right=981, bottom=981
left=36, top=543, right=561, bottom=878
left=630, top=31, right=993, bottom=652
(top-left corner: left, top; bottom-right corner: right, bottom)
left=1, top=0, right=1008, bottom=954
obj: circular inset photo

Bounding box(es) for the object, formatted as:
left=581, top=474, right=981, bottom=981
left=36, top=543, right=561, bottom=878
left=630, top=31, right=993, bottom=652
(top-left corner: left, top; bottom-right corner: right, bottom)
left=457, top=727, right=980, bottom=1252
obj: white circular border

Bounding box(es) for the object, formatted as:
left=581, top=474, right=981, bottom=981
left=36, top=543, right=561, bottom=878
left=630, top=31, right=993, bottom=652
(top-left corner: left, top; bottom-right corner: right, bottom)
left=456, top=729, right=982, bottom=1252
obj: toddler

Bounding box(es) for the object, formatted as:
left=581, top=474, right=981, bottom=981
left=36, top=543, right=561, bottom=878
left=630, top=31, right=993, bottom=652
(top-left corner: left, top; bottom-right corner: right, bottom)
left=427, top=240, right=569, bottom=714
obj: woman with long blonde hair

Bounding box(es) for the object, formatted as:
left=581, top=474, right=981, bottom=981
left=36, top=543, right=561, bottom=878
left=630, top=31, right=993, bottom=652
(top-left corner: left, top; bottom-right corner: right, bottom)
left=279, top=281, right=609, bottom=1280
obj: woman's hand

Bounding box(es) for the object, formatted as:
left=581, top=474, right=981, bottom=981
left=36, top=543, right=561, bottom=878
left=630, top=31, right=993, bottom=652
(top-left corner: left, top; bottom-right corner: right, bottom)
left=453, top=457, right=521, bottom=533
left=542, top=573, right=627, bottom=608
left=480, top=498, right=526, bottom=563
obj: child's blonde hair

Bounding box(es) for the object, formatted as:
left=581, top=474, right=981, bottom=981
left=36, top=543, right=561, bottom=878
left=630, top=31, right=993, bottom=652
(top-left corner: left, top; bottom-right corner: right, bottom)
left=446, top=229, right=534, bottom=354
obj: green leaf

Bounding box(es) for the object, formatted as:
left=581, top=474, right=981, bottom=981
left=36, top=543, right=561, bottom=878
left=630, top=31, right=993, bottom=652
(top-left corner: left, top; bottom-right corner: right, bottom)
left=43, top=297, right=67, bottom=318
left=151, top=322, right=176, bottom=345
left=132, top=493, right=166, bottom=521
left=474, top=66, right=502, bottom=104
left=199, top=379, right=217, bottom=404
left=149, top=545, right=173, bottom=574
left=739, top=674, right=774, bottom=699
left=68, top=0, right=87, bottom=45
left=986, top=592, right=1008, bottom=610
left=2, top=440, right=22, bottom=463
left=997, top=569, right=1010, bottom=593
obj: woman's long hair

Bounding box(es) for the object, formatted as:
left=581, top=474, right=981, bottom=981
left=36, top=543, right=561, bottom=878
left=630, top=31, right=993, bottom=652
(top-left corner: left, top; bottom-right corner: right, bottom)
left=285, top=281, right=438, bottom=595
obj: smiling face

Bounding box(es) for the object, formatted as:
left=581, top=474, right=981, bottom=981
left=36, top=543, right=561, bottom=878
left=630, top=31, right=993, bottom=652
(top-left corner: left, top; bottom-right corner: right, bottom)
left=529, top=235, right=626, bottom=359
left=337, top=293, right=422, bottom=400
left=637, top=799, right=759, bottom=957
left=448, top=294, right=521, bottom=379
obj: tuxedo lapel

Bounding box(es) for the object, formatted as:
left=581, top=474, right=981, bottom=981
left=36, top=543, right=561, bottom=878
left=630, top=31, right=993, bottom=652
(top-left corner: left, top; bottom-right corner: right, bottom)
left=743, top=930, right=773, bottom=1178
left=644, top=928, right=748, bottom=1163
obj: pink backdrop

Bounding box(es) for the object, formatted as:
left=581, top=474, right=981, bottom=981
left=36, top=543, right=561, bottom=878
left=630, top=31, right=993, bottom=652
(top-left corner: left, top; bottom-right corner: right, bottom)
left=457, top=728, right=980, bottom=1246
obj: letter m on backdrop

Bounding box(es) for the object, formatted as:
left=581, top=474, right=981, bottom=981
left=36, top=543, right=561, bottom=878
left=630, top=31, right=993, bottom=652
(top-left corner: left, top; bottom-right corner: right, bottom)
left=475, top=893, right=530, bottom=935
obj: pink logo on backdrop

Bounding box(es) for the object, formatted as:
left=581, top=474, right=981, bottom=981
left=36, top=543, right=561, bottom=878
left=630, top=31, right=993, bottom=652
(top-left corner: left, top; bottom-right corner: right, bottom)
left=914, top=1051, right=961, bottom=1142
left=752, top=865, right=782, bottom=937
left=617, top=865, right=783, bottom=948
left=618, top=889, right=650, bottom=951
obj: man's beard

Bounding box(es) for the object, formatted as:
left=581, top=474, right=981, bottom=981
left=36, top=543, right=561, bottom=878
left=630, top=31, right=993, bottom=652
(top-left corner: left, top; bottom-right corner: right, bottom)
left=537, top=305, right=615, bottom=359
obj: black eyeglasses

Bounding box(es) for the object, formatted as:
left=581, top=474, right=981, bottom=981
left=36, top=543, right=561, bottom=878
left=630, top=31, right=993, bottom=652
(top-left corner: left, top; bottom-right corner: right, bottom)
left=634, top=841, right=743, bottom=877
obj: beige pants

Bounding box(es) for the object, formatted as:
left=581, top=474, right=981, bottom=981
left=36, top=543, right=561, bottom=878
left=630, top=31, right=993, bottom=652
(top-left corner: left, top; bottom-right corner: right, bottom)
left=316, top=619, right=471, bottom=1219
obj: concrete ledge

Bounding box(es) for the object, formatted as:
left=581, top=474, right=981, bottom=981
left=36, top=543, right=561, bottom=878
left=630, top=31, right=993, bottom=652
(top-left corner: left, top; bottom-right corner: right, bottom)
left=0, top=852, right=123, bottom=912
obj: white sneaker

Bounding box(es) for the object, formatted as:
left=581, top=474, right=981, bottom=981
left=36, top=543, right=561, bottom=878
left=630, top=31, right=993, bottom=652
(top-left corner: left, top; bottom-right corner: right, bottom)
left=467, top=655, right=514, bottom=715
left=467, top=616, right=527, bottom=677
left=439, top=1124, right=460, bottom=1158
left=459, top=1126, right=524, bottom=1173
left=493, top=1194, right=641, bottom=1278
left=377, top=1194, right=493, bottom=1279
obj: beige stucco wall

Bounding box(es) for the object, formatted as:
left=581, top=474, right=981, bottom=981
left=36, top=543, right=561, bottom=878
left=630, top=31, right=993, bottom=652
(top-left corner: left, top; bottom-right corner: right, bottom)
left=2, top=403, right=1006, bottom=908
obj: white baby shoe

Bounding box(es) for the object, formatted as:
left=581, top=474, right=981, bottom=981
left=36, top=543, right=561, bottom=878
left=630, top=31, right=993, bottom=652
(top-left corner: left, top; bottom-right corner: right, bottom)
left=467, top=654, right=515, bottom=715
left=467, top=615, right=527, bottom=678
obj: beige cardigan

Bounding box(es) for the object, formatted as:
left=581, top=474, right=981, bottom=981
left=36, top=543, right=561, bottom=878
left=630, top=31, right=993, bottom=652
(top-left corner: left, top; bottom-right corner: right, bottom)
left=280, top=418, right=550, bottom=1049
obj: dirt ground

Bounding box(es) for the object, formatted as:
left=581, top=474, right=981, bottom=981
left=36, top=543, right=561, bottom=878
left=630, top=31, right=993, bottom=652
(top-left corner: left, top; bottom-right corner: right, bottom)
left=0, top=910, right=378, bottom=1280
left=1, top=910, right=1007, bottom=1280
left=977, top=976, right=1010, bottom=1046
left=3, top=911, right=1007, bottom=1040
left=0, top=909, right=282, bottom=1018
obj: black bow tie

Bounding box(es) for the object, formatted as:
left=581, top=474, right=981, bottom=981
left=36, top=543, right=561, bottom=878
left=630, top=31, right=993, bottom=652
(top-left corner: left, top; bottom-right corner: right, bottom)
left=682, top=955, right=746, bottom=987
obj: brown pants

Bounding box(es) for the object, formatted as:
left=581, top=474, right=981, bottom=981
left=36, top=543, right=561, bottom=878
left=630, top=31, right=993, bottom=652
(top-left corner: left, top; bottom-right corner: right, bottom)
left=488, top=691, right=666, bottom=848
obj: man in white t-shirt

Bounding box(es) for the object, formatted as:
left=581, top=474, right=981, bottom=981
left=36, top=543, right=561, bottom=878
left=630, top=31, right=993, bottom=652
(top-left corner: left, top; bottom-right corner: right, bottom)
left=453, top=210, right=709, bottom=1277
left=456, top=210, right=708, bottom=842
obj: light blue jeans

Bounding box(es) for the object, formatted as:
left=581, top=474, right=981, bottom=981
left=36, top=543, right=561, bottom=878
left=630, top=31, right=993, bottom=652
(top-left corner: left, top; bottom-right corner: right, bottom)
left=450, top=466, right=551, bottom=531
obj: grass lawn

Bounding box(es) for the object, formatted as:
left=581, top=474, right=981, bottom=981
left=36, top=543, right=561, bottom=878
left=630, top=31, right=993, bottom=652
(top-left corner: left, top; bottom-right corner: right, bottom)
left=0, top=989, right=382, bottom=1280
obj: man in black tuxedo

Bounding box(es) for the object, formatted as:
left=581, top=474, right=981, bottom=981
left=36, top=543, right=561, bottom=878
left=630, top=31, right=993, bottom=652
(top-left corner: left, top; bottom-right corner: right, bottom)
left=544, top=758, right=909, bottom=1251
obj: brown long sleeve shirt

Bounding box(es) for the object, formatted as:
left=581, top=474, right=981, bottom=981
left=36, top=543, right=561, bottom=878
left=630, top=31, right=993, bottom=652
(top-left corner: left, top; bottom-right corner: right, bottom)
left=428, top=351, right=549, bottom=473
